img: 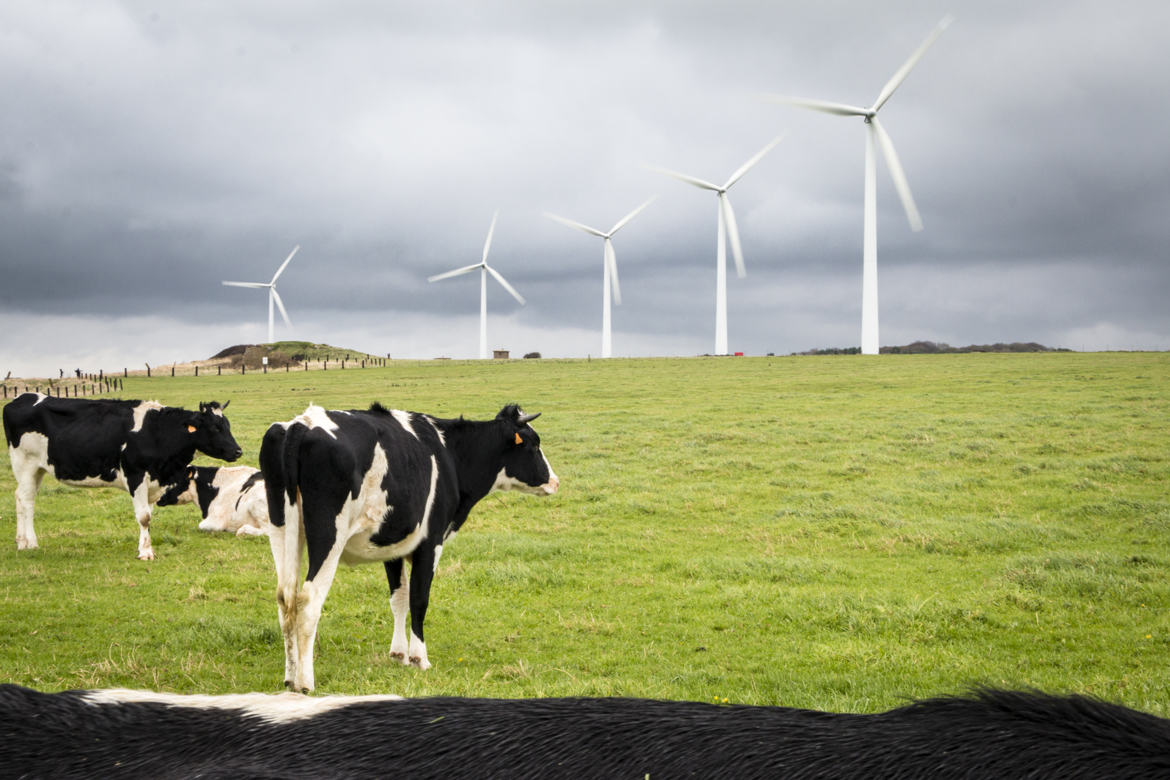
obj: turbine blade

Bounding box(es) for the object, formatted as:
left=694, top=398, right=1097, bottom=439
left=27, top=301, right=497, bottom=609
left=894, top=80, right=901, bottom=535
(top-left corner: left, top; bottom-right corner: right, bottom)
left=271, top=288, right=292, bottom=327
left=721, top=194, right=746, bottom=278
left=222, top=281, right=268, bottom=288
left=871, top=117, right=923, bottom=231
left=761, top=94, right=869, bottom=116
left=647, top=165, right=721, bottom=192
left=482, top=211, right=498, bottom=263
left=609, top=196, right=656, bottom=235
left=544, top=212, right=607, bottom=238
left=270, top=245, right=300, bottom=284
left=605, top=239, right=621, bottom=305
left=725, top=136, right=783, bottom=189
left=486, top=265, right=526, bottom=305
left=871, top=15, right=953, bottom=114
left=428, top=263, right=482, bottom=283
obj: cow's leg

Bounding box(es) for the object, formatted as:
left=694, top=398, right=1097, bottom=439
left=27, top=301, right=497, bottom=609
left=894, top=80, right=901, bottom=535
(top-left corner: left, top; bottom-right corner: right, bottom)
left=293, top=518, right=350, bottom=693
left=130, top=482, right=155, bottom=560
left=10, top=449, right=45, bottom=551
left=406, top=544, right=436, bottom=670
left=385, top=559, right=410, bottom=664
left=266, top=517, right=302, bottom=690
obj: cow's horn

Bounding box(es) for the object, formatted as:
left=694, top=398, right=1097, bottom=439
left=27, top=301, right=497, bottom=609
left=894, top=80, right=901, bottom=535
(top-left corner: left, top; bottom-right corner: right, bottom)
left=517, top=411, right=541, bottom=425
left=221, top=400, right=230, bottom=410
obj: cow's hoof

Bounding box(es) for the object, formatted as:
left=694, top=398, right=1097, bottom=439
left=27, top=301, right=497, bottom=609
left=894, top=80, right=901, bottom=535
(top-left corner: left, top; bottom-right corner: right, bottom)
left=409, top=656, right=432, bottom=671
left=138, top=550, right=155, bottom=561
left=16, top=538, right=38, bottom=551
left=284, top=680, right=296, bottom=692
left=390, top=651, right=408, bottom=665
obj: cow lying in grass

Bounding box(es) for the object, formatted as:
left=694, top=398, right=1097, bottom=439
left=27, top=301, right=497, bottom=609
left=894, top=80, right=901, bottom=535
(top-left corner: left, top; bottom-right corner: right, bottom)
left=157, top=465, right=268, bottom=537
left=2, top=685, right=1167, bottom=778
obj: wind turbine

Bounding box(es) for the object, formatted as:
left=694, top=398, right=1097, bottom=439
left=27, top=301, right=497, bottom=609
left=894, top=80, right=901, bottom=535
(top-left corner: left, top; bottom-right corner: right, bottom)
left=428, top=211, right=526, bottom=359
left=543, top=197, right=655, bottom=359
left=651, top=137, right=782, bottom=356
left=222, top=245, right=299, bottom=344
left=765, top=16, right=952, bottom=355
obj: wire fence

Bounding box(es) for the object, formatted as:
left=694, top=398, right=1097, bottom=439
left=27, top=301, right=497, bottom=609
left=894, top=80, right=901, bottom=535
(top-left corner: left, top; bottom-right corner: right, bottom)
left=2, top=356, right=392, bottom=400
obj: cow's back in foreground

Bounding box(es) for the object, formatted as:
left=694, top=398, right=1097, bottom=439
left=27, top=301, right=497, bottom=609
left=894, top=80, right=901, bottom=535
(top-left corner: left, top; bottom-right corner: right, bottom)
left=2, top=686, right=1168, bottom=779
left=260, top=403, right=557, bottom=691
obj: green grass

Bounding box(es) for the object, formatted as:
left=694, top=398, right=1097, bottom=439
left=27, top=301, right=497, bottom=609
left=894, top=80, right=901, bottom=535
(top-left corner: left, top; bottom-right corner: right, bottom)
left=2, top=353, right=1168, bottom=715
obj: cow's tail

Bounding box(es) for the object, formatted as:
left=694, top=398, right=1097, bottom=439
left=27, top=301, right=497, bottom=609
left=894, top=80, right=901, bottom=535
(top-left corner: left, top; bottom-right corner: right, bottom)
left=260, top=422, right=306, bottom=633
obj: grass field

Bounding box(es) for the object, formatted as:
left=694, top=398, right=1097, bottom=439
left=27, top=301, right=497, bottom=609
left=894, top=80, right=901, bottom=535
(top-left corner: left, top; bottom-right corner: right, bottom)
left=1, top=353, right=1167, bottom=715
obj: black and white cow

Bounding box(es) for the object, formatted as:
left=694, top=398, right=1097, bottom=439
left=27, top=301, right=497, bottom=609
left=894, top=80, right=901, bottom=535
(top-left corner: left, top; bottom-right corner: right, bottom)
left=157, top=465, right=268, bottom=537
left=3, top=685, right=1169, bottom=778
left=260, top=402, right=558, bottom=692
left=2, top=394, right=243, bottom=560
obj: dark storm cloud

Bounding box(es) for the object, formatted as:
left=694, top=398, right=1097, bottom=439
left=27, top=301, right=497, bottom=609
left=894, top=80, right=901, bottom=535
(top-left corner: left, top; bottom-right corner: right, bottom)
left=1, top=0, right=1168, bottom=375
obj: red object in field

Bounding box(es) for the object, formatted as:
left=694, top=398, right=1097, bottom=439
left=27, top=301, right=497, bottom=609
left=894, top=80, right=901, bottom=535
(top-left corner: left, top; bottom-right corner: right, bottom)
left=734, top=352, right=744, bottom=357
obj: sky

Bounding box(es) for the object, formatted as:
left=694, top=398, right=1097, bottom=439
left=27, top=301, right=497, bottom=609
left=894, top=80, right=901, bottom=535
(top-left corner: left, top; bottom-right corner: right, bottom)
left=2, top=0, right=1168, bottom=377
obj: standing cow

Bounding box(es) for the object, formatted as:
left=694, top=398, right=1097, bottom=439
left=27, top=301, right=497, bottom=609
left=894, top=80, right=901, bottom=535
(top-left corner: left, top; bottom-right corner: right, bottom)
left=157, top=465, right=268, bottom=537
left=260, top=402, right=558, bottom=692
left=3, top=394, right=243, bottom=560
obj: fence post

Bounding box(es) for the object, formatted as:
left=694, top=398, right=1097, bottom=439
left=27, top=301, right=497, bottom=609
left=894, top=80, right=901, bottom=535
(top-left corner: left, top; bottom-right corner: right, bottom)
left=145, top=363, right=151, bottom=378
left=241, top=363, right=246, bottom=375
left=195, top=365, right=199, bottom=377
left=218, top=365, right=222, bottom=376
left=171, top=365, right=175, bottom=377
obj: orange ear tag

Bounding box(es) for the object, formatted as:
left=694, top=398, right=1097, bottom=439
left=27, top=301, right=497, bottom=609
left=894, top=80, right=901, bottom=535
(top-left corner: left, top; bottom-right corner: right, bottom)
left=514, top=432, right=523, bottom=445
left=187, top=425, right=197, bottom=433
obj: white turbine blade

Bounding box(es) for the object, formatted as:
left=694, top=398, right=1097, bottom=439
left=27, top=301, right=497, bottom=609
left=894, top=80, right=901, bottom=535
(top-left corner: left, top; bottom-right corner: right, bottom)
left=482, top=211, right=499, bottom=263
left=486, top=265, right=526, bottom=305
left=270, top=245, right=300, bottom=284
left=720, top=194, right=746, bottom=278
left=271, top=288, right=292, bottom=327
left=605, top=239, right=621, bottom=305
left=222, top=281, right=268, bottom=288
left=725, top=136, right=783, bottom=190
left=761, top=94, right=869, bottom=117
left=871, top=117, right=923, bottom=231
left=544, top=212, right=607, bottom=238
left=608, top=196, right=656, bottom=235
left=871, top=15, right=953, bottom=114
left=648, top=166, right=721, bottom=192
left=428, top=263, right=482, bottom=283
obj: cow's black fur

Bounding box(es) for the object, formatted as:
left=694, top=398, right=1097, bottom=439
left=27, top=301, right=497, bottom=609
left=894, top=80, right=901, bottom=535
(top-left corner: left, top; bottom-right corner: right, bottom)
left=260, top=403, right=557, bottom=690
left=2, top=685, right=1167, bottom=779
left=3, top=394, right=242, bottom=558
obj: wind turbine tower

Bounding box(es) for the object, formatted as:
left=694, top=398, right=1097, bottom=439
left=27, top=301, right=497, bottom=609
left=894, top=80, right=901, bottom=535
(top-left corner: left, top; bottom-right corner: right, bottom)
left=222, top=245, right=299, bottom=344
left=544, top=197, right=654, bottom=358
left=766, top=16, right=952, bottom=354
left=428, top=212, right=526, bottom=359
left=651, top=137, right=782, bottom=355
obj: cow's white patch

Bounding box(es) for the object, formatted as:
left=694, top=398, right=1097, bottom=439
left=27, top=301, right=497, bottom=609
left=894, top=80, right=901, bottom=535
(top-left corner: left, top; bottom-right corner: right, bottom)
left=492, top=454, right=559, bottom=495
left=433, top=544, right=443, bottom=573
left=80, top=689, right=403, bottom=724
left=131, top=401, right=163, bottom=433
left=424, top=416, right=447, bottom=447
left=294, top=404, right=339, bottom=439
left=31, top=393, right=48, bottom=405
left=408, top=632, right=431, bottom=670
left=391, top=410, right=418, bottom=440
left=341, top=452, right=436, bottom=564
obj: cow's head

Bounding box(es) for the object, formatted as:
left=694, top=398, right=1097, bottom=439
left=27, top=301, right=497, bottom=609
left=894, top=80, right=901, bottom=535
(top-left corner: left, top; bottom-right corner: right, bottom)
left=492, top=405, right=559, bottom=495
left=157, top=466, right=200, bottom=507
left=189, top=401, right=243, bottom=461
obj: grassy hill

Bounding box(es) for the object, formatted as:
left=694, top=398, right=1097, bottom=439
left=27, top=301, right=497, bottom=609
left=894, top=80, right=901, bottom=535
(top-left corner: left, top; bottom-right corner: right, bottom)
left=210, top=341, right=384, bottom=370
left=1, top=353, right=1168, bottom=713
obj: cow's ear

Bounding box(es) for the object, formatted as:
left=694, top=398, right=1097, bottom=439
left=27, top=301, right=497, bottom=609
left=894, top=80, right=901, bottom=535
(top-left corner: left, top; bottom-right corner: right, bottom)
left=187, top=424, right=197, bottom=434
left=514, top=432, right=523, bottom=446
